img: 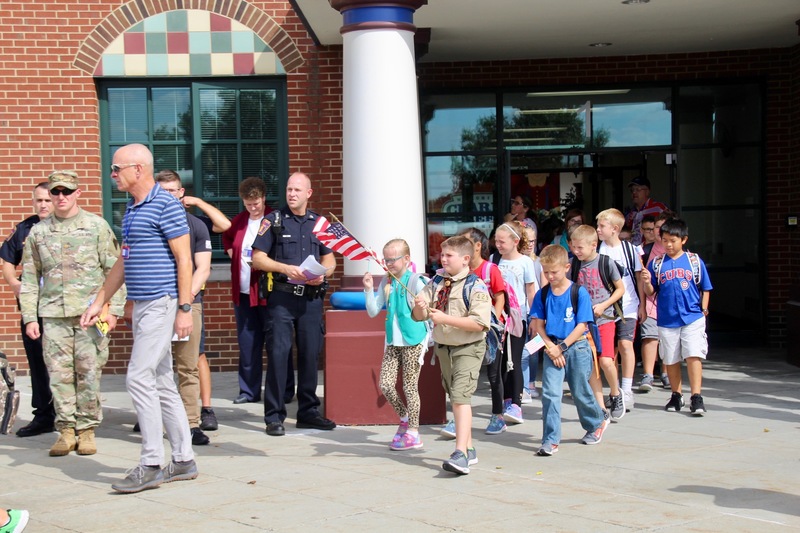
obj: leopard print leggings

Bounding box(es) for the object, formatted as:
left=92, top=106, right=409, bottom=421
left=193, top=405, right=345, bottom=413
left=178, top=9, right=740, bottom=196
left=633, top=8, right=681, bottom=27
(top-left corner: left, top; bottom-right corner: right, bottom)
left=379, top=344, right=425, bottom=429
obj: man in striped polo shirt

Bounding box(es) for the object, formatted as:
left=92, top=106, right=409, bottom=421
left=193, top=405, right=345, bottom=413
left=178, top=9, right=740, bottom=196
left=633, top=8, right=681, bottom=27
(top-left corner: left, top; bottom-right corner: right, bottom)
left=82, top=143, right=198, bottom=494
left=624, top=176, right=668, bottom=246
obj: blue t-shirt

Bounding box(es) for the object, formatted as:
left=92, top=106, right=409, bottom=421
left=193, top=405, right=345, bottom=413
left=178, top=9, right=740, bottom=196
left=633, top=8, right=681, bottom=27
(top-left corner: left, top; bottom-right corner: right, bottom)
left=647, top=252, right=712, bottom=328
left=122, top=184, right=189, bottom=300
left=530, top=281, right=593, bottom=340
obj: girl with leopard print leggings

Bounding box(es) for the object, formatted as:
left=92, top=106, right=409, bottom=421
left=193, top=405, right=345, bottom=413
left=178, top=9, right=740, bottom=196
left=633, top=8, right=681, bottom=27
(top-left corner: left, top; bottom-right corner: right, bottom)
left=363, top=239, right=430, bottom=451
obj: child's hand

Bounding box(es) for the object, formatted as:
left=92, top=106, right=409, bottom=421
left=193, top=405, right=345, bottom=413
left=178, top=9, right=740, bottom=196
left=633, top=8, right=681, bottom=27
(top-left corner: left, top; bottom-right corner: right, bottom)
left=592, top=303, right=606, bottom=318
left=362, top=272, right=373, bottom=290
left=427, top=307, right=446, bottom=325
left=641, top=268, right=651, bottom=285
left=414, top=295, right=429, bottom=314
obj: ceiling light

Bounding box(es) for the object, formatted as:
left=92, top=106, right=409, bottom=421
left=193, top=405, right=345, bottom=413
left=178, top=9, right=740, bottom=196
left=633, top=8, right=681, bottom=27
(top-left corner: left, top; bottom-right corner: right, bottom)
left=519, top=108, right=582, bottom=114
left=526, top=90, right=630, bottom=97
left=622, top=0, right=650, bottom=4
left=589, top=42, right=613, bottom=47
left=505, top=127, right=568, bottom=133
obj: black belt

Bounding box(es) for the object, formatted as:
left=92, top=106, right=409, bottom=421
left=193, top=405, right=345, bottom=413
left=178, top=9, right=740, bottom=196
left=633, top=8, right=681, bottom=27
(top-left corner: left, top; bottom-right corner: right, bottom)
left=271, top=281, right=322, bottom=298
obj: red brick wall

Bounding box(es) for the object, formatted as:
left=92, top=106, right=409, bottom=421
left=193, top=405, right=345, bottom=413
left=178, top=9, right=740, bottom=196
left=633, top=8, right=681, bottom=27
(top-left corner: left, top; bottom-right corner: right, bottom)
left=417, top=47, right=800, bottom=346
left=0, top=1, right=344, bottom=373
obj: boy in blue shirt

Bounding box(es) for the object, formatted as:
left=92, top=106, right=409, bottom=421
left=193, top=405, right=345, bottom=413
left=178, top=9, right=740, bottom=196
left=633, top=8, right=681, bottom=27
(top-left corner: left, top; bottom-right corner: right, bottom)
left=529, top=245, right=609, bottom=456
left=642, top=218, right=712, bottom=415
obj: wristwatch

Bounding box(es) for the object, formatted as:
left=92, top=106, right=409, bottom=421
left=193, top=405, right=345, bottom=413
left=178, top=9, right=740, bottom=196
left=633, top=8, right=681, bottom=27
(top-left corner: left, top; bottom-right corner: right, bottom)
left=178, top=303, right=192, bottom=313
left=558, top=341, right=569, bottom=352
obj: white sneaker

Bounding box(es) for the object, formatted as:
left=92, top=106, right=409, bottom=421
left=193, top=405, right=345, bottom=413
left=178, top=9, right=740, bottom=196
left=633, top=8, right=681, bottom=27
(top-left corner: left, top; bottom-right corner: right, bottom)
left=521, top=390, right=532, bottom=404
left=623, top=389, right=635, bottom=412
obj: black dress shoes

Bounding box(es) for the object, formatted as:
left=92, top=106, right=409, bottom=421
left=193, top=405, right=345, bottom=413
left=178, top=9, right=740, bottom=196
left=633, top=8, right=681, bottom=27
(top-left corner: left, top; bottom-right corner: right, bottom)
left=265, top=422, right=285, bottom=436
left=296, top=415, right=336, bottom=431
left=233, top=394, right=259, bottom=404
left=16, top=419, right=55, bottom=438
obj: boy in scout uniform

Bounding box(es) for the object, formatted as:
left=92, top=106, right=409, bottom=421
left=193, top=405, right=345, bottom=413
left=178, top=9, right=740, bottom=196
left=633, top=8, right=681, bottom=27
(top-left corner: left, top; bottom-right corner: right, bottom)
left=19, top=171, right=125, bottom=456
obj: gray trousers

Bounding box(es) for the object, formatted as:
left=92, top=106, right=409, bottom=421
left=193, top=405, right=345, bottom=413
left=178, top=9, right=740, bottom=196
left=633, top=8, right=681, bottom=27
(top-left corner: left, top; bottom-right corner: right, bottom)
left=127, top=296, right=193, bottom=466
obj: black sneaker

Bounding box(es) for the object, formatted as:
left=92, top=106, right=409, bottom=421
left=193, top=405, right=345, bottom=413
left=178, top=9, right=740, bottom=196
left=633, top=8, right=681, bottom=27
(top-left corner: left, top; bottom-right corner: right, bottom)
left=665, top=392, right=685, bottom=412
left=690, top=394, right=706, bottom=416
left=200, top=408, right=218, bottom=431
left=191, top=427, right=210, bottom=445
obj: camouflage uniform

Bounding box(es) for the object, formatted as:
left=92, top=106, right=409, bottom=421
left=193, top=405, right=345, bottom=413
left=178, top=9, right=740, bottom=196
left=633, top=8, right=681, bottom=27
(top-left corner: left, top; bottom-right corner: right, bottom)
left=19, top=207, right=125, bottom=431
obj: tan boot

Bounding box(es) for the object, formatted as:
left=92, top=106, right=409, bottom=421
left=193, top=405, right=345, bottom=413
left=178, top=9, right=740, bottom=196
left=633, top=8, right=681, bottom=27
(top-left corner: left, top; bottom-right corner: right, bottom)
left=76, top=428, right=97, bottom=455
left=49, top=427, right=77, bottom=456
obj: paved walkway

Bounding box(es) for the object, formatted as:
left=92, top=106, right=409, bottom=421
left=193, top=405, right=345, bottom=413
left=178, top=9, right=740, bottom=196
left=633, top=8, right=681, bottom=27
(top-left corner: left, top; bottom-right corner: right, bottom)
left=2, top=346, right=799, bottom=532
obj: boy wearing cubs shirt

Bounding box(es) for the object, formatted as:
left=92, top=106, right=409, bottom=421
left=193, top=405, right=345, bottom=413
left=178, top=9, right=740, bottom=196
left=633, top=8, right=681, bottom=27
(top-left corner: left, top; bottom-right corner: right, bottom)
left=642, top=218, right=712, bottom=415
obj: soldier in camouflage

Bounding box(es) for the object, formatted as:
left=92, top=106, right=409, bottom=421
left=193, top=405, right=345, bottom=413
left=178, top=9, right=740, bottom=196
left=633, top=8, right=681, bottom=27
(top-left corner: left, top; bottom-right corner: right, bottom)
left=19, top=170, right=126, bottom=457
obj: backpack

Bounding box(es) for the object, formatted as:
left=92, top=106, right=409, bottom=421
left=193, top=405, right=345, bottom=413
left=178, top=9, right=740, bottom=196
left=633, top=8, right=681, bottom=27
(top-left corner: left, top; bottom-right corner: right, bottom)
left=539, top=284, right=602, bottom=356
left=0, top=351, right=20, bottom=435
left=476, top=261, right=508, bottom=366
left=377, top=271, right=433, bottom=347
left=569, top=254, right=624, bottom=320
left=487, top=255, right=525, bottom=338
left=652, top=251, right=702, bottom=288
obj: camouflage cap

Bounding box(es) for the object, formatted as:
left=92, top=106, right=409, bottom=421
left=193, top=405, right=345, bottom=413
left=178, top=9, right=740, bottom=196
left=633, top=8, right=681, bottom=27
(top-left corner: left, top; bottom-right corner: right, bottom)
left=48, top=170, right=80, bottom=191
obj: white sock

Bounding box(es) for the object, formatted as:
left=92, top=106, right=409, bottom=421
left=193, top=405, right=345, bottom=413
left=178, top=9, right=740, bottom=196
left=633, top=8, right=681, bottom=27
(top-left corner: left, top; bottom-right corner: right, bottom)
left=621, top=377, right=633, bottom=393
left=400, top=416, right=409, bottom=423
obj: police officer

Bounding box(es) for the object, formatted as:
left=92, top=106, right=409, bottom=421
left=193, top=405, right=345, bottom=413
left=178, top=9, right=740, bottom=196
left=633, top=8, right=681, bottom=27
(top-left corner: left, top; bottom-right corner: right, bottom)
left=252, top=172, right=336, bottom=436
left=20, top=171, right=126, bottom=456
left=0, top=182, right=56, bottom=437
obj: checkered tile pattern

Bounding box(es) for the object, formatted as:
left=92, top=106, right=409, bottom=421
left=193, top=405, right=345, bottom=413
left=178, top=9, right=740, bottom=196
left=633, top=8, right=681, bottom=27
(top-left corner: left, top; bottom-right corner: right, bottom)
left=95, top=10, right=282, bottom=77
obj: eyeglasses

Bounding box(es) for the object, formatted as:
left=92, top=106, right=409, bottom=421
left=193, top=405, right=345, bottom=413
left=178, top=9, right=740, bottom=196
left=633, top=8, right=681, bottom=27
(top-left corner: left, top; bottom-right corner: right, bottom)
left=50, top=188, right=76, bottom=197
left=383, top=256, right=406, bottom=265
left=110, top=163, right=139, bottom=173
left=161, top=187, right=183, bottom=197
left=510, top=199, right=524, bottom=206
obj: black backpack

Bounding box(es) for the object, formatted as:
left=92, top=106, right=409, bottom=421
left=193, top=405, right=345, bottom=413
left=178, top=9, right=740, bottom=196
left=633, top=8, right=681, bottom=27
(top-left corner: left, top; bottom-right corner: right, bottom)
left=539, top=284, right=602, bottom=355
left=570, top=254, right=623, bottom=320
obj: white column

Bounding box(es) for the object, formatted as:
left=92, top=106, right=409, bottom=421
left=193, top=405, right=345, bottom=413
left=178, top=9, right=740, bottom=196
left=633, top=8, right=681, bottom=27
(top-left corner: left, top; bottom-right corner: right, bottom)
left=332, top=1, right=427, bottom=277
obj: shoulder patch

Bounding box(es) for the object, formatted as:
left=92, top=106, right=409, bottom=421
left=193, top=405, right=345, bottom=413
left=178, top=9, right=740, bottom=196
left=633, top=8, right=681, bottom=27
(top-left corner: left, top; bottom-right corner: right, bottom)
left=257, top=218, right=271, bottom=236
left=472, top=291, right=491, bottom=302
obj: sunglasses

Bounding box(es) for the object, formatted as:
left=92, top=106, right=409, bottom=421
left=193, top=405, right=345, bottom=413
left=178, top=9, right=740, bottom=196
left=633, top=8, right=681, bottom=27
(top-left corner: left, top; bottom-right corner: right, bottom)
left=50, top=188, right=76, bottom=197
left=110, top=163, right=139, bottom=173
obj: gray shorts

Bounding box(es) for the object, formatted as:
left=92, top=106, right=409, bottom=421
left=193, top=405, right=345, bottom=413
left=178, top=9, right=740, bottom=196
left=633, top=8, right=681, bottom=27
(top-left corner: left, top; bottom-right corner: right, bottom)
left=658, top=317, right=708, bottom=365
left=639, top=316, right=658, bottom=340
left=615, top=317, right=637, bottom=343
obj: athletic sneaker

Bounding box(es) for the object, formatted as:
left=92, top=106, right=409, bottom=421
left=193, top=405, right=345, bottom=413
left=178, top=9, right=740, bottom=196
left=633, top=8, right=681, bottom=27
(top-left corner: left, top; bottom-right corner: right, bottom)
left=485, top=414, right=507, bottom=435
left=665, top=391, right=685, bottom=412
left=609, top=393, right=625, bottom=421
left=392, top=420, right=409, bottom=444
left=638, top=374, right=654, bottom=392
left=661, top=373, right=671, bottom=389
left=690, top=394, right=706, bottom=416
left=582, top=415, right=610, bottom=445
left=467, top=447, right=478, bottom=466
left=1, top=509, right=29, bottom=533
left=504, top=403, right=524, bottom=424
left=521, top=390, right=532, bottom=404
left=440, top=420, right=456, bottom=439
left=112, top=464, right=164, bottom=494
left=623, top=388, right=635, bottom=411
left=536, top=443, right=558, bottom=456
left=390, top=432, right=423, bottom=451
left=442, top=450, right=470, bottom=475
left=200, top=408, right=218, bottom=431
left=162, top=459, right=199, bottom=483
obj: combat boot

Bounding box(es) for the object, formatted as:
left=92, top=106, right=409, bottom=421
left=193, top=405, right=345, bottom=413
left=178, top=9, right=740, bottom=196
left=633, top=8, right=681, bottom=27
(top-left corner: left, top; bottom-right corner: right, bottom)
left=76, top=428, right=97, bottom=455
left=50, top=427, right=77, bottom=456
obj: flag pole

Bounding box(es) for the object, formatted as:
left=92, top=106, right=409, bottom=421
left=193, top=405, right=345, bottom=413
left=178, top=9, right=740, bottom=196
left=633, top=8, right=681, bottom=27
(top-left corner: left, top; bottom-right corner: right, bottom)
left=328, top=213, right=416, bottom=296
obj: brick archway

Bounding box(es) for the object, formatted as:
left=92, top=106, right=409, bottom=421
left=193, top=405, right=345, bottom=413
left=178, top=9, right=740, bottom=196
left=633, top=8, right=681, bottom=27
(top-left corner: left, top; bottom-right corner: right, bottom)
left=73, top=0, right=304, bottom=75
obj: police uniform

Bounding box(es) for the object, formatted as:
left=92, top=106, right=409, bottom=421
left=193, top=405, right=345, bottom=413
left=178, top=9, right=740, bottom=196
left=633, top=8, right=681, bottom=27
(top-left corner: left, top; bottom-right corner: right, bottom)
left=0, top=214, right=56, bottom=429
left=19, top=208, right=126, bottom=432
left=252, top=207, right=332, bottom=428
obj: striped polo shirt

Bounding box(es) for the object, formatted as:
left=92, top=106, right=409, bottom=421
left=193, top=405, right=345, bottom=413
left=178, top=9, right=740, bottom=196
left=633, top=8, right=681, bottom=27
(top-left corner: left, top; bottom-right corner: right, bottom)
left=122, top=183, right=189, bottom=300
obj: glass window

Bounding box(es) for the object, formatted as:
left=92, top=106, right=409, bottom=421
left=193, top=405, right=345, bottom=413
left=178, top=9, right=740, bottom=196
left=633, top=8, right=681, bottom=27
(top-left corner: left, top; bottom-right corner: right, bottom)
left=425, top=155, right=497, bottom=216
left=99, top=80, right=287, bottom=258
left=678, top=147, right=761, bottom=207
left=421, top=93, right=497, bottom=152
left=678, top=84, right=762, bottom=145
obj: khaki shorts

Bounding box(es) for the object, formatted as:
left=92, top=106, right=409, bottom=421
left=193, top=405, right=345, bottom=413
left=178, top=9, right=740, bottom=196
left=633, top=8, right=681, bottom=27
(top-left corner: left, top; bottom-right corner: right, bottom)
left=435, top=340, right=484, bottom=405
left=658, top=317, right=708, bottom=365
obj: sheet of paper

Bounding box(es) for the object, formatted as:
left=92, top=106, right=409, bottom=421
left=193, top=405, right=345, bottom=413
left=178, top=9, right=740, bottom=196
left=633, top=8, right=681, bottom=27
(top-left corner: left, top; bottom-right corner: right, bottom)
left=172, top=333, right=190, bottom=342
left=524, top=333, right=545, bottom=353
left=289, top=255, right=327, bottom=284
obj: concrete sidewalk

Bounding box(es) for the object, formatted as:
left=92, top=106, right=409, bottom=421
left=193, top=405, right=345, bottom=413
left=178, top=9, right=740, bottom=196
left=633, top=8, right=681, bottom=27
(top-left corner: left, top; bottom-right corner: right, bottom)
left=2, top=345, right=799, bottom=532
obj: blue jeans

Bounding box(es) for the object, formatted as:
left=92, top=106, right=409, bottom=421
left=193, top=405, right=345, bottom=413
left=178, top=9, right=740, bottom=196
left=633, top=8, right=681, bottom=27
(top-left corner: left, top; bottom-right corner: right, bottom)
left=541, top=338, right=603, bottom=446
left=521, top=347, right=539, bottom=391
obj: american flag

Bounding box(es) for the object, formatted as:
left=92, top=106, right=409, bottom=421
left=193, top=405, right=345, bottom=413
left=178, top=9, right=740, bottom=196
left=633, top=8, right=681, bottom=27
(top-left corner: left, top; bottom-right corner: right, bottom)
left=313, top=216, right=376, bottom=261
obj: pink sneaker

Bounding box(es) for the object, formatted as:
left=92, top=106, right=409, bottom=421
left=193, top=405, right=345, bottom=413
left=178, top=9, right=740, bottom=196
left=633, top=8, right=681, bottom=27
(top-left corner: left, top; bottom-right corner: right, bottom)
left=391, top=421, right=409, bottom=444
left=390, top=432, right=423, bottom=451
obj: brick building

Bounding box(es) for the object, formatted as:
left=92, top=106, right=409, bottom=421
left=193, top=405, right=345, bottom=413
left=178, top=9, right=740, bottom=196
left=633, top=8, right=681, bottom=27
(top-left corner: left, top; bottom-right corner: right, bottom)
left=1, top=0, right=798, bottom=374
